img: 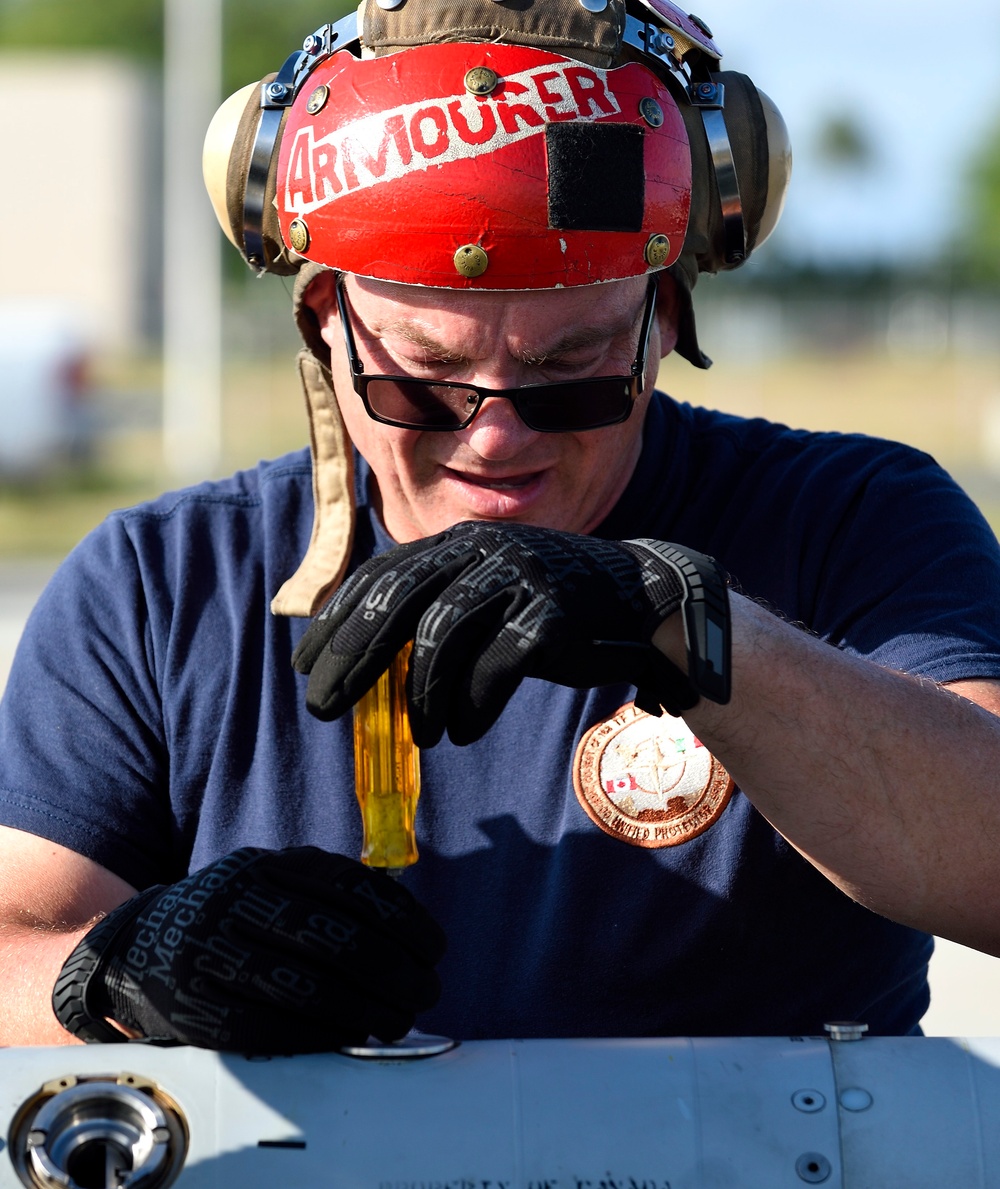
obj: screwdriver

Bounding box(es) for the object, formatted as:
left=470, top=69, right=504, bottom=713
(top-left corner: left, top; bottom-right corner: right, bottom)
left=352, top=642, right=421, bottom=877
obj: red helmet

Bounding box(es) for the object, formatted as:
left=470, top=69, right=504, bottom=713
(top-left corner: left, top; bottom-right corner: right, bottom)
left=205, top=0, right=790, bottom=317
left=274, top=41, right=691, bottom=290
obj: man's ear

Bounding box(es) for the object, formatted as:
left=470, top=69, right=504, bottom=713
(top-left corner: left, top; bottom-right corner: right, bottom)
left=654, top=273, right=681, bottom=359
left=302, top=269, right=340, bottom=321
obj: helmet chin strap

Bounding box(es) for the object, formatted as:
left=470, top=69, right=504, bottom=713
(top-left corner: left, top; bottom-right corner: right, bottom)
left=270, top=349, right=356, bottom=618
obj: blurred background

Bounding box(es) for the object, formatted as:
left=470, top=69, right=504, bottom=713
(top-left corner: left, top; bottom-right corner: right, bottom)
left=2, top=0, right=1000, bottom=1035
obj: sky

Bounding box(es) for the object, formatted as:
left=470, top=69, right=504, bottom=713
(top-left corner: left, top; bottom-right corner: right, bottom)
left=692, top=0, right=1000, bottom=267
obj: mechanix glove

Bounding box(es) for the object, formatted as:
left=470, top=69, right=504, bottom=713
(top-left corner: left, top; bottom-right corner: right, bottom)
left=52, top=847, right=446, bottom=1053
left=293, top=521, right=730, bottom=747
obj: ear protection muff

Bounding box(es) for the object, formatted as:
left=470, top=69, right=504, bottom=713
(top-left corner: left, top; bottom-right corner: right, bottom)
left=203, top=0, right=790, bottom=305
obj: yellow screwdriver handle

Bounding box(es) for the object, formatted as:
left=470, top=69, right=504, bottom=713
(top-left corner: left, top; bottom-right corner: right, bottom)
left=352, top=643, right=421, bottom=875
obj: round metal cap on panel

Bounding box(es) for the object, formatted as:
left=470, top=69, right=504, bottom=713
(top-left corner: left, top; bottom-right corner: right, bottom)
left=306, top=85, right=329, bottom=115
left=288, top=218, right=311, bottom=254
left=639, top=96, right=664, bottom=127
left=454, top=244, right=489, bottom=278
left=464, top=67, right=499, bottom=96
left=644, top=234, right=671, bottom=267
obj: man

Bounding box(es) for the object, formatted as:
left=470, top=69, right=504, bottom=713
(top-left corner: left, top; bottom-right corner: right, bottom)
left=2, top=0, right=1000, bottom=1052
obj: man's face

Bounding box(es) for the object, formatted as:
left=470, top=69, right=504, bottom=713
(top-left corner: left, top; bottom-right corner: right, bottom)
left=308, top=272, right=677, bottom=542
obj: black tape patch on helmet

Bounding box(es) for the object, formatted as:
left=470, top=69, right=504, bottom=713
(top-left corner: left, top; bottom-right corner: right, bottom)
left=546, top=122, right=645, bottom=232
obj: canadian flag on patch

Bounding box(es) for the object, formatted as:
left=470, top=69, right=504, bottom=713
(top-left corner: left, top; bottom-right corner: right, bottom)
left=606, top=774, right=638, bottom=796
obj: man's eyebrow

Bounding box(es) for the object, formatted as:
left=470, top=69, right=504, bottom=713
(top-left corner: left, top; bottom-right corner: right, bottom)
left=377, top=312, right=639, bottom=365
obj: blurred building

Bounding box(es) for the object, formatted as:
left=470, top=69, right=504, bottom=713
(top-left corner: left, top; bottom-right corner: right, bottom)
left=0, top=51, right=158, bottom=350
left=0, top=52, right=157, bottom=473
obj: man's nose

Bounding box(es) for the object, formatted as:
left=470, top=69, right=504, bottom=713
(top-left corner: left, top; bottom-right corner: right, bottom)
left=455, top=390, right=542, bottom=458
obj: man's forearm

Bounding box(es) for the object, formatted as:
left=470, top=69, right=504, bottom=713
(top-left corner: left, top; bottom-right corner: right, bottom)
left=655, top=593, right=1000, bottom=953
left=0, top=923, right=92, bottom=1045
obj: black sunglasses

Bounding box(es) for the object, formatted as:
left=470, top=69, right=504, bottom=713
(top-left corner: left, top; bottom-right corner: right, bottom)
left=334, top=275, right=658, bottom=433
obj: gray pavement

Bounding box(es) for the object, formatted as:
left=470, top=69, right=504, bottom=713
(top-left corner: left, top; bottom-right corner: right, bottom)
left=1, top=559, right=999, bottom=1037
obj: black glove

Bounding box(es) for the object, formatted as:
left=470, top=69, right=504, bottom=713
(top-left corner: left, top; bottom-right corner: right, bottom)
left=52, top=847, right=446, bottom=1053
left=293, top=521, right=730, bottom=747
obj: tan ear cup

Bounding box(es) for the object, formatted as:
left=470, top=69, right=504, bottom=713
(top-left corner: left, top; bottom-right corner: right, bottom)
left=203, top=82, right=257, bottom=251
left=669, top=71, right=792, bottom=368
left=755, top=87, right=792, bottom=248
left=202, top=78, right=301, bottom=276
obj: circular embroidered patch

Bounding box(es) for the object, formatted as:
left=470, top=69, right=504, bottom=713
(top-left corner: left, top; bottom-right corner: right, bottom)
left=573, top=703, right=734, bottom=847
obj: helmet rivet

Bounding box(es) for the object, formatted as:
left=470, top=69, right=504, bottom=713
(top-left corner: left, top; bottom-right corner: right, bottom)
left=288, top=218, right=311, bottom=254
left=464, top=67, right=499, bottom=97
left=306, top=85, right=329, bottom=115
left=266, top=81, right=288, bottom=101
left=639, top=97, right=664, bottom=128
left=644, top=234, right=670, bottom=267
left=578, top=0, right=609, bottom=9
left=454, top=245, right=489, bottom=278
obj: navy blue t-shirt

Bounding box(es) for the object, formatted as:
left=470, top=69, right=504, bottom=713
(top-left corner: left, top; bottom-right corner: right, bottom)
left=3, top=392, right=1000, bottom=1038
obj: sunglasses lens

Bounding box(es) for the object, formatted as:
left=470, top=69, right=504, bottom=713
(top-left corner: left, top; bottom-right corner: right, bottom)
left=363, top=377, right=633, bottom=431
left=516, top=380, right=633, bottom=431
left=365, top=379, right=477, bottom=428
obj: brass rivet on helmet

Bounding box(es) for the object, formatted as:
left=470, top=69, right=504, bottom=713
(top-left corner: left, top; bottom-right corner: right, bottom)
left=464, top=67, right=499, bottom=97
left=288, top=218, right=311, bottom=254
left=454, top=245, right=489, bottom=278
left=306, top=85, right=329, bottom=115
left=639, top=97, right=664, bottom=128
left=644, top=234, right=670, bottom=267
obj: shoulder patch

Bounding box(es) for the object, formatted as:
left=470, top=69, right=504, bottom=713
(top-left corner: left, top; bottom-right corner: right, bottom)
left=573, top=703, right=734, bottom=847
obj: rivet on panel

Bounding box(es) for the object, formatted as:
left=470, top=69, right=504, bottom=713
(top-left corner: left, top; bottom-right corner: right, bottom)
left=639, top=97, right=664, bottom=128
left=306, top=85, right=329, bottom=115
left=288, top=219, right=310, bottom=254
left=644, top=234, right=671, bottom=267
left=464, top=67, right=499, bottom=96
left=454, top=245, right=489, bottom=278
left=795, top=1153, right=832, bottom=1184
left=791, top=1090, right=826, bottom=1113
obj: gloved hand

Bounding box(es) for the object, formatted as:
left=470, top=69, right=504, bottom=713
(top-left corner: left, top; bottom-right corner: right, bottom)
left=293, top=521, right=730, bottom=747
left=52, top=847, right=446, bottom=1053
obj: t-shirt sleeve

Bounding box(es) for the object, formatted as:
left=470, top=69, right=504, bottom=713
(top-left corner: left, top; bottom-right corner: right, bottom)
left=801, top=441, right=1000, bottom=682
left=0, top=515, right=174, bottom=888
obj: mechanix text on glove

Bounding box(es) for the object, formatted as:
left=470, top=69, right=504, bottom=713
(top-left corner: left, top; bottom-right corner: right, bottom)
left=52, top=846, right=446, bottom=1053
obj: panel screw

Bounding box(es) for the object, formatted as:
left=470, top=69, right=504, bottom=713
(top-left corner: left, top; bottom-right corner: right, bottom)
left=303, top=34, right=323, bottom=54
left=687, top=13, right=714, bottom=38
left=639, top=97, right=664, bottom=128
left=306, top=85, right=329, bottom=115
left=454, top=245, right=489, bottom=278
left=464, top=67, right=499, bottom=96
left=644, top=234, right=671, bottom=267
left=824, top=1021, right=868, bottom=1042
left=795, top=1153, right=832, bottom=1183
left=791, top=1090, right=826, bottom=1113
left=288, top=219, right=310, bottom=254
left=266, top=81, right=288, bottom=101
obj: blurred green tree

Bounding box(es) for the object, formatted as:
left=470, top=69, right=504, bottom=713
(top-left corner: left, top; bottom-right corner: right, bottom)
left=957, top=113, right=1000, bottom=284
left=0, top=0, right=353, bottom=93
